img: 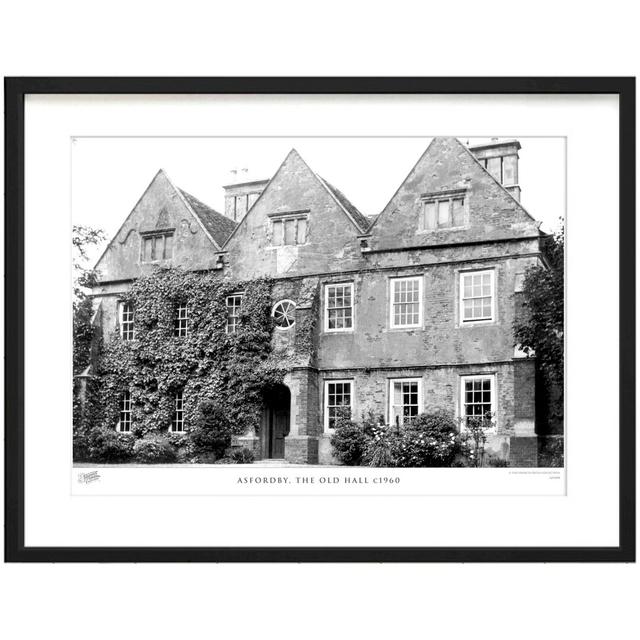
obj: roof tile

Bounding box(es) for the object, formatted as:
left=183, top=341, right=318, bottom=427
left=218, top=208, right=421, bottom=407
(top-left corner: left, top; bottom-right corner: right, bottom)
left=178, top=188, right=237, bottom=248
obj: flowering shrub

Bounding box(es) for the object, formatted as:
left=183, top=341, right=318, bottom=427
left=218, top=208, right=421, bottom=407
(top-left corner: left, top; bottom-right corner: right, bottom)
left=459, top=413, right=494, bottom=467
left=394, top=412, right=460, bottom=467
left=330, top=412, right=367, bottom=466
left=362, top=424, right=397, bottom=467
left=330, top=410, right=470, bottom=468
left=132, top=434, right=177, bottom=463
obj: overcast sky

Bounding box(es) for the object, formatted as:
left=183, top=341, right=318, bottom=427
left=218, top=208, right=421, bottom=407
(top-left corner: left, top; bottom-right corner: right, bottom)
left=72, top=136, right=565, bottom=267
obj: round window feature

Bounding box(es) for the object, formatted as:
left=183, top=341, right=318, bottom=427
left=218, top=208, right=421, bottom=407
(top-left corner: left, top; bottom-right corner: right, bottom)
left=272, top=300, right=296, bottom=329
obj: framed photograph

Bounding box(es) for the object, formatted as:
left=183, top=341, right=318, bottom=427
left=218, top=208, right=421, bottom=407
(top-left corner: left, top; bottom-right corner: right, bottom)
left=4, top=77, right=635, bottom=562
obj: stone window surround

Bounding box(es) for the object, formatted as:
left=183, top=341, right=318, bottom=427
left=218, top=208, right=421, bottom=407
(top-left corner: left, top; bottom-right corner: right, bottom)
left=267, top=209, right=310, bottom=247
left=458, top=267, right=497, bottom=327
left=323, top=281, right=355, bottom=333
left=140, top=227, right=175, bottom=263
left=271, top=299, right=296, bottom=330
left=418, top=187, right=470, bottom=233
left=459, top=373, right=498, bottom=432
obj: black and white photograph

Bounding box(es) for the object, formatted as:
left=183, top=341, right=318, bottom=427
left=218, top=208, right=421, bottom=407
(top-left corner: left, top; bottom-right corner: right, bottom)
left=1, top=2, right=637, bottom=637
left=6, top=78, right=632, bottom=565
left=72, top=135, right=565, bottom=472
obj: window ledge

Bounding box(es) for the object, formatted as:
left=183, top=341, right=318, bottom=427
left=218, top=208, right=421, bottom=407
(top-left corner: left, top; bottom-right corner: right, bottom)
left=459, top=319, right=497, bottom=327
left=416, top=225, right=468, bottom=234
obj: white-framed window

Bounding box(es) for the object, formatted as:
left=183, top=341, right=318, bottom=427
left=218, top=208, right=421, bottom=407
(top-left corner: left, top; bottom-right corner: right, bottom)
left=271, top=299, right=296, bottom=330
left=174, top=303, right=189, bottom=337
left=325, top=283, right=354, bottom=332
left=119, top=302, right=135, bottom=341
left=390, top=276, right=423, bottom=329
left=324, top=379, right=353, bottom=431
left=116, top=390, right=132, bottom=432
left=171, top=390, right=185, bottom=432
left=226, top=294, right=243, bottom=333
left=271, top=214, right=308, bottom=246
left=460, top=374, right=496, bottom=431
left=141, top=231, right=174, bottom=262
left=389, top=378, right=422, bottom=427
left=460, top=269, right=495, bottom=323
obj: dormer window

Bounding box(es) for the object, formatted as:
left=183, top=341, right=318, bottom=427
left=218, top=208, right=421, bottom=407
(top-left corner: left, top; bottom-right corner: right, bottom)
left=421, top=189, right=467, bottom=231
left=141, top=230, right=174, bottom=262
left=269, top=211, right=309, bottom=246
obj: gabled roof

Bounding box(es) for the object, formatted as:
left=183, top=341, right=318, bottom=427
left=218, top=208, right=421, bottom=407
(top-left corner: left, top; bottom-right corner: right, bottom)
left=317, top=177, right=370, bottom=233
left=369, top=137, right=541, bottom=248
left=221, top=148, right=370, bottom=248
left=178, top=188, right=237, bottom=248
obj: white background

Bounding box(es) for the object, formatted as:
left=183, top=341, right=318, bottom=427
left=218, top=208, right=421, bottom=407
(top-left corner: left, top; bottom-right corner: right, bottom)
left=28, top=94, right=599, bottom=547
left=1, top=2, right=638, bottom=640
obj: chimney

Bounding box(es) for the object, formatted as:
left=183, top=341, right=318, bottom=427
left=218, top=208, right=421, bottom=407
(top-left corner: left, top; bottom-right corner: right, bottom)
left=469, top=138, right=522, bottom=201
left=222, top=170, right=269, bottom=222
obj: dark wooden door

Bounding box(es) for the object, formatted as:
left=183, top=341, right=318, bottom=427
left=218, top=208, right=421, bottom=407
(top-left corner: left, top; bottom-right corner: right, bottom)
left=272, top=409, right=288, bottom=459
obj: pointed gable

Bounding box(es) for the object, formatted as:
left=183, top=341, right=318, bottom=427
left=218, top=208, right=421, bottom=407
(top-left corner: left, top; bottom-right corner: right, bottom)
left=371, top=137, right=541, bottom=250
left=94, top=169, right=225, bottom=282
left=224, top=149, right=366, bottom=279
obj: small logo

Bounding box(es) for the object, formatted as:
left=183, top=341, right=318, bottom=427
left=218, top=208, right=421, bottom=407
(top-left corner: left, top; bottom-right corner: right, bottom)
left=78, top=470, right=101, bottom=484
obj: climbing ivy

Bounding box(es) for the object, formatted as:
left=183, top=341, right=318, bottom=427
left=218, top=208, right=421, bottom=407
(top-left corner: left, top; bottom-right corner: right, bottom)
left=76, top=268, right=285, bottom=461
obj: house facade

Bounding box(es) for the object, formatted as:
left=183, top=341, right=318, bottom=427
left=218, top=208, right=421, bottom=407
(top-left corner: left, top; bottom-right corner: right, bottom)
left=87, top=137, right=547, bottom=466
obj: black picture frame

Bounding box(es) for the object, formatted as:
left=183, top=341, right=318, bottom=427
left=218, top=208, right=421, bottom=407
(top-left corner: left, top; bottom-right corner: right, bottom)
left=4, top=76, right=635, bottom=563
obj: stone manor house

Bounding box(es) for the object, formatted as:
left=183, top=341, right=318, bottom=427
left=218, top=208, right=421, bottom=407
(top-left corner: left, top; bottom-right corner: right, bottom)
left=88, top=137, right=549, bottom=465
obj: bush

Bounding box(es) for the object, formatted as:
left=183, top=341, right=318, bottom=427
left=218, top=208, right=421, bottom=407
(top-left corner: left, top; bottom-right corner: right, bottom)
left=87, top=427, right=135, bottom=463
left=362, top=424, right=398, bottom=467
left=394, top=412, right=460, bottom=467
left=230, top=447, right=255, bottom=464
left=538, top=436, right=564, bottom=467
left=132, top=434, right=177, bottom=463
left=190, top=400, right=233, bottom=460
left=485, top=455, right=509, bottom=468
left=167, top=432, right=196, bottom=462
left=330, top=415, right=368, bottom=466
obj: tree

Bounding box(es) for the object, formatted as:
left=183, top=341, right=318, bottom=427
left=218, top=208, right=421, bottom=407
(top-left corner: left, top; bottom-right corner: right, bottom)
left=73, top=225, right=105, bottom=374
left=513, top=222, right=564, bottom=426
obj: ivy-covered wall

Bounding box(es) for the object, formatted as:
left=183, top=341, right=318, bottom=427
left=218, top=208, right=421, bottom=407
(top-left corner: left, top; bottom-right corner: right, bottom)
left=74, top=268, right=285, bottom=462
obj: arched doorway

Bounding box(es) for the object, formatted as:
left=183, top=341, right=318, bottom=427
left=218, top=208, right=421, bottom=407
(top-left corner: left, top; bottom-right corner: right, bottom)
left=261, top=384, right=291, bottom=459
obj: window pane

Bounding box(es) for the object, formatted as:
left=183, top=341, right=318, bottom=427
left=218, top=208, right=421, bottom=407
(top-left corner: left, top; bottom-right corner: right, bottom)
left=438, top=200, right=450, bottom=226
left=296, top=218, right=307, bottom=244
left=272, top=220, right=283, bottom=246
left=284, top=219, right=296, bottom=245
left=463, top=378, right=493, bottom=426
left=327, top=381, right=352, bottom=428
left=424, top=202, right=437, bottom=229
left=164, top=234, right=173, bottom=259
left=452, top=198, right=464, bottom=226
